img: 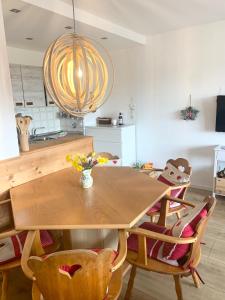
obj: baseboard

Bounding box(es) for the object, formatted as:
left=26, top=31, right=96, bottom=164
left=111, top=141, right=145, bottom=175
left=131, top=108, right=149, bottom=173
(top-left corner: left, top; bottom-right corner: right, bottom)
left=190, top=184, right=212, bottom=192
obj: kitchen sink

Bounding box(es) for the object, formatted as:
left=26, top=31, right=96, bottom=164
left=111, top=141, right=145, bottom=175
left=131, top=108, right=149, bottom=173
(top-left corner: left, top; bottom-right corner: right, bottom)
left=30, top=136, right=56, bottom=142
left=29, top=130, right=67, bottom=143
left=29, top=130, right=84, bottom=144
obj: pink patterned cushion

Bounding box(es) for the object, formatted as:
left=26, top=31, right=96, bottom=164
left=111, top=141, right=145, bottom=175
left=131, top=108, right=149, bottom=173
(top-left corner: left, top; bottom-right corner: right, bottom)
left=147, top=169, right=188, bottom=214
left=163, top=204, right=208, bottom=260
left=0, top=230, right=54, bottom=265
left=127, top=222, right=179, bottom=266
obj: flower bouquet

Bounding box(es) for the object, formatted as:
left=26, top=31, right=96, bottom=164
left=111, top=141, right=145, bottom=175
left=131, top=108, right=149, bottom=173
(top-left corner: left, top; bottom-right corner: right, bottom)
left=66, top=153, right=108, bottom=188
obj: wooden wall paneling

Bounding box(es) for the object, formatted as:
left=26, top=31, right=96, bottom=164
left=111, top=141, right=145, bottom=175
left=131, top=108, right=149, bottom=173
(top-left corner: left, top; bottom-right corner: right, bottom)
left=0, top=137, right=93, bottom=198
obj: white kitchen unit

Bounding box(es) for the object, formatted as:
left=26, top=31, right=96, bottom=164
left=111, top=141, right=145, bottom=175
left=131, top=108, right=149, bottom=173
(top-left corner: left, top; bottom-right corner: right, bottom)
left=9, top=64, right=55, bottom=108
left=21, top=65, right=46, bottom=107
left=85, top=125, right=136, bottom=166
left=10, top=64, right=25, bottom=108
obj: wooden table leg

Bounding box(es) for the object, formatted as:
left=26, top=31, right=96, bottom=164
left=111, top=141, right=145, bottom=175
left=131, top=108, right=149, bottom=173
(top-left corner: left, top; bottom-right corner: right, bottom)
left=32, top=230, right=45, bottom=256
left=62, top=230, right=72, bottom=250
left=158, top=196, right=170, bottom=227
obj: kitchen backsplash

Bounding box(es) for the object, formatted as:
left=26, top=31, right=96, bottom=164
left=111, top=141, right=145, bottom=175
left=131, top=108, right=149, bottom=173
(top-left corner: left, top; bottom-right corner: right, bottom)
left=15, top=106, right=61, bottom=134
left=15, top=106, right=84, bottom=134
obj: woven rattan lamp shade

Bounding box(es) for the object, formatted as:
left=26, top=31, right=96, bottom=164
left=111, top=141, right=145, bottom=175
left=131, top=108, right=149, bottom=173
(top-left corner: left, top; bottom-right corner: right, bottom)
left=43, top=33, right=114, bottom=117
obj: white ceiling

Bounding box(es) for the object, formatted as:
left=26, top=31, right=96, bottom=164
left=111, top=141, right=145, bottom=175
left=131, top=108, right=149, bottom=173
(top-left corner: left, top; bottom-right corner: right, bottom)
left=2, top=0, right=139, bottom=52
left=3, top=0, right=225, bottom=53
left=62, top=0, right=225, bottom=35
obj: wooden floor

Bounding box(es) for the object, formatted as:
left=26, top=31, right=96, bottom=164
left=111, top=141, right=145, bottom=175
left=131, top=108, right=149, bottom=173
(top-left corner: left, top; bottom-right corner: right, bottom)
left=120, top=188, right=225, bottom=300
left=1, top=188, right=225, bottom=300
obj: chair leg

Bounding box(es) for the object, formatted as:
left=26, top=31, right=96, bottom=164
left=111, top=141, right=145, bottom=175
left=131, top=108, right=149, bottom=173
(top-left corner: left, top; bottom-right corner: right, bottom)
left=124, top=266, right=137, bottom=300
left=150, top=216, right=156, bottom=223
left=192, top=271, right=201, bottom=288
left=176, top=212, right=181, bottom=220
left=1, top=271, right=9, bottom=300
left=173, top=275, right=183, bottom=300
left=32, top=282, right=41, bottom=300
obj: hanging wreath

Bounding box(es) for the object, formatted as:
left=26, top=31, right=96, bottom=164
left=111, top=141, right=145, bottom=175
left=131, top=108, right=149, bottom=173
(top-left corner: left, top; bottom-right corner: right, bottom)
left=180, top=95, right=199, bottom=120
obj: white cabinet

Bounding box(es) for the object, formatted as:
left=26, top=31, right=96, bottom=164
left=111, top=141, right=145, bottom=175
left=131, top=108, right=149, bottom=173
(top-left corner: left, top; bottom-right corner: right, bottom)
left=21, top=65, right=46, bottom=107
left=45, top=91, right=56, bottom=106
left=85, top=125, right=136, bottom=166
left=9, top=64, right=48, bottom=108
left=9, top=64, right=24, bottom=108
left=213, top=145, right=225, bottom=196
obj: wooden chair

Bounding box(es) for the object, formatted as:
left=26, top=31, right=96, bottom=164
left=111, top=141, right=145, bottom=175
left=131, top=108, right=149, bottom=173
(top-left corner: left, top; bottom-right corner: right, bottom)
left=0, top=198, right=60, bottom=300
left=97, top=152, right=119, bottom=160
left=146, top=158, right=192, bottom=222
left=96, top=152, right=121, bottom=167
left=21, top=229, right=127, bottom=300
left=124, top=196, right=216, bottom=300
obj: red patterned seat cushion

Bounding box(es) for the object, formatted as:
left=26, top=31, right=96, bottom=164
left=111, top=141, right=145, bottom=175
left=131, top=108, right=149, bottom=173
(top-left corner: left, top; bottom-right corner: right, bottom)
left=0, top=230, right=54, bottom=265
left=147, top=163, right=190, bottom=214
left=163, top=203, right=208, bottom=260
left=127, top=222, right=179, bottom=266
left=128, top=202, right=207, bottom=266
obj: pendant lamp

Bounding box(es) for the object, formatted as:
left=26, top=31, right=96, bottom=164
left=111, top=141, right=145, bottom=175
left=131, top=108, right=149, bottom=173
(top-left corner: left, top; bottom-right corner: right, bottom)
left=43, top=0, right=114, bottom=117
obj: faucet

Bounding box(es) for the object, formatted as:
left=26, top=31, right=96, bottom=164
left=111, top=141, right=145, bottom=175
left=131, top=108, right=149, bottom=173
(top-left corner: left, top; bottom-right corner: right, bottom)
left=31, top=127, right=45, bottom=137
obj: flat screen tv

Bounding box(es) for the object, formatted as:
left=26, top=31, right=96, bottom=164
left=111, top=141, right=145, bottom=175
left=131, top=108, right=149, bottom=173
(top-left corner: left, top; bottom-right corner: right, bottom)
left=216, top=95, right=225, bottom=132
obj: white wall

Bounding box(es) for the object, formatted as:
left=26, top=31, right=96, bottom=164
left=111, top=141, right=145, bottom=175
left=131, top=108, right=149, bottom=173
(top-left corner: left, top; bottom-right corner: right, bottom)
left=100, top=47, right=145, bottom=124
left=7, top=46, right=44, bottom=66
left=146, top=20, right=225, bottom=190
left=0, top=1, right=19, bottom=160
left=101, top=20, right=225, bottom=190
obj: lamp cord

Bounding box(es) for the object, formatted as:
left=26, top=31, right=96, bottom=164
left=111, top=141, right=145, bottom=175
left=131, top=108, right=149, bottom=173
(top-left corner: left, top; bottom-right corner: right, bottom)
left=72, top=0, right=76, bottom=33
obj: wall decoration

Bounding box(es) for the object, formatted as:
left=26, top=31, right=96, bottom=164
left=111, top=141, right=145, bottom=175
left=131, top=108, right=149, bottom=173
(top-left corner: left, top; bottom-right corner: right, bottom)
left=180, top=94, right=199, bottom=120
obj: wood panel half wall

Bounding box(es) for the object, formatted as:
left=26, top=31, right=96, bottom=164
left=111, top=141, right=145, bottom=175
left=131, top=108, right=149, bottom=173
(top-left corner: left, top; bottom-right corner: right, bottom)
left=0, top=136, right=93, bottom=200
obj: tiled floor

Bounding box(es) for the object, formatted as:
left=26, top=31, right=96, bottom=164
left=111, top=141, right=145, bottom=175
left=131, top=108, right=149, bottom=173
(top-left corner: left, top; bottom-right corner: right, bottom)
left=1, top=188, right=225, bottom=300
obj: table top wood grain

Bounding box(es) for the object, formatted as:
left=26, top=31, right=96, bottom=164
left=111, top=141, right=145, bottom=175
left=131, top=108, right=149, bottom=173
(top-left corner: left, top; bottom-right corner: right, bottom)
left=10, top=167, right=169, bottom=230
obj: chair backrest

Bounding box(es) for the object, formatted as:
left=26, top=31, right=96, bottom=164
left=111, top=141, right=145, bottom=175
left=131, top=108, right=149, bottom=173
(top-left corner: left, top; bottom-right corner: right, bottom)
left=158, top=158, right=192, bottom=199
left=184, top=196, right=216, bottom=269
left=167, top=158, right=192, bottom=176
left=97, top=152, right=119, bottom=160
left=28, top=249, right=115, bottom=300
left=96, top=152, right=121, bottom=167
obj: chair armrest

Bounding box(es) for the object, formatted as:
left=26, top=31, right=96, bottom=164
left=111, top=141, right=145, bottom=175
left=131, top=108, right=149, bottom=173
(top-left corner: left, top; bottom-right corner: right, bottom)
left=169, top=182, right=190, bottom=190
left=112, top=229, right=127, bottom=272
left=21, top=231, right=37, bottom=280
left=164, top=195, right=195, bottom=208
left=127, top=227, right=197, bottom=245
left=0, top=229, right=23, bottom=239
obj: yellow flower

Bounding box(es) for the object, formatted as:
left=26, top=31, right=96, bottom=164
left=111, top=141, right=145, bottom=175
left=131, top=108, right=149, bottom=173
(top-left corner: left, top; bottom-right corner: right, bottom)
left=76, top=165, right=84, bottom=172
left=97, top=157, right=109, bottom=165
left=91, top=152, right=96, bottom=157
left=80, top=155, right=87, bottom=163
left=66, top=154, right=72, bottom=162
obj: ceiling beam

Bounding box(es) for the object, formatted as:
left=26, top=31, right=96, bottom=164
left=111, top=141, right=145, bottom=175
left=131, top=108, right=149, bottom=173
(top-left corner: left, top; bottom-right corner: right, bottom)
left=21, top=0, right=146, bottom=45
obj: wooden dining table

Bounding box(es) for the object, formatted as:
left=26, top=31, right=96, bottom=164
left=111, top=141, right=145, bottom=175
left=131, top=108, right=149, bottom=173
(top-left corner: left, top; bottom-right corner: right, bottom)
left=10, top=166, right=170, bottom=272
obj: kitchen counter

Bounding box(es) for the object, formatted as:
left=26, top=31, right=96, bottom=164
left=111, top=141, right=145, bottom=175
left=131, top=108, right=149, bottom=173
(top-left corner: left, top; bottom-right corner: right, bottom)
left=21, top=133, right=88, bottom=154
